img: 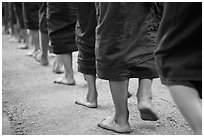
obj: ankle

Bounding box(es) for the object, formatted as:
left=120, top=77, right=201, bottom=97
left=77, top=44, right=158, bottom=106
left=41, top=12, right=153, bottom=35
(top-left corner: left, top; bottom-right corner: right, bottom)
left=41, top=54, right=48, bottom=59
left=87, top=90, right=98, bottom=100
left=137, top=96, right=152, bottom=103
left=137, top=90, right=152, bottom=101
left=65, top=73, right=74, bottom=80
left=87, top=98, right=97, bottom=104
left=114, top=111, right=129, bottom=125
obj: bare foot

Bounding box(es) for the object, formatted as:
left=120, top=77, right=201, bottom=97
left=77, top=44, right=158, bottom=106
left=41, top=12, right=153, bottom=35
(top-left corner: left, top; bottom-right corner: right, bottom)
left=54, top=75, right=75, bottom=85
left=34, top=52, right=49, bottom=66
left=75, top=99, right=97, bottom=108
left=138, top=100, right=158, bottom=121
left=53, top=59, right=64, bottom=74
left=98, top=115, right=131, bottom=133
left=26, top=50, right=40, bottom=57
left=26, top=50, right=35, bottom=56
left=18, top=44, right=28, bottom=49
left=9, top=37, right=18, bottom=43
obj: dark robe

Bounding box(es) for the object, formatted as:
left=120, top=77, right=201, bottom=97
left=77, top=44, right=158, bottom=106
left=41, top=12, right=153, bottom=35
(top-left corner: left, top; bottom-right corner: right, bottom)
left=95, top=2, right=161, bottom=81
left=154, top=3, right=202, bottom=98
left=2, top=2, right=9, bottom=32
left=23, top=2, right=41, bottom=30
left=47, top=2, right=78, bottom=54
left=76, top=3, right=97, bottom=75
left=8, top=2, right=16, bottom=26
left=14, top=2, right=25, bottom=29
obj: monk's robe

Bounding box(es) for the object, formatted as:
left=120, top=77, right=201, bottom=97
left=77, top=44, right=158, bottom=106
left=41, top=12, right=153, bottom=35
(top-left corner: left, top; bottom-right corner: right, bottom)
left=47, top=2, right=78, bottom=54
left=23, top=2, right=41, bottom=30
left=95, top=2, right=162, bottom=81
left=155, top=3, right=202, bottom=98
left=14, top=2, right=25, bottom=29
left=76, top=2, right=97, bottom=75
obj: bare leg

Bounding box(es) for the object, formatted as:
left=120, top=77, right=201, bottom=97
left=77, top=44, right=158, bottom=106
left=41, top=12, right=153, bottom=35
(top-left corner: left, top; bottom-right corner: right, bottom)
left=18, top=29, right=28, bottom=49
left=15, top=23, right=22, bottom=43
left=168, top=85, right=202, bottom=135
left=98, top=80, right=131, bottom=133
left=26, top=29, right=32, bottom=45
left=75, top=74, right=98, bottom=108
left=18, top=29, right=29, bottom=49
left=9, top=22, right=15, bottom=37
left=2, top=19, right=9, bottom=34
left=53, top=55, right=64, bottom=74
left=40, top=32, right=49, bottom=61
left=35, top=32, right=49, bottom=66
left=137, top=79, right=158, bottom=121
left=9, top=24, right=18, bottom=42
left=31, top=30, right=40, bottom=52
left=26, top=29, right=40, bottom=56
left=22, top=29, right=27, bottom=44
left=54, top=53, right=75, bottom=85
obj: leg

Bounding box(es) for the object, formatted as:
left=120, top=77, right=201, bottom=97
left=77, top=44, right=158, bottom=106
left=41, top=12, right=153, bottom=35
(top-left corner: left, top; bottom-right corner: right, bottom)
left=22, top=29, right=27, bottom=44
left=18, top=29, right=24, bottom=43
left=54, top=53, right=75, bottom=85
left=53, top=55, right=64, bottom=74
left=35, top=32, right=49, bottom=66
left=98, top=80, right=131, bottom=133
left=15, top=23, right=22, bottom=43
left=31, top=30, right=40, bottom=52
left=168, top=85, right=202, bottom=135
left=18, top=29, right=29, bottom=49
left=75, top=74, right=98, bottom=108
left=137, top=78, right=158, bottom=121
left=3, top=20, right=9, bottom=34
left=28, top=29, right=40, bottom=56
left=26, top=29, right=37, bottom=56
left=9, top=18, right=16, bottom=39
left=9, top=24, right=18, bottom=42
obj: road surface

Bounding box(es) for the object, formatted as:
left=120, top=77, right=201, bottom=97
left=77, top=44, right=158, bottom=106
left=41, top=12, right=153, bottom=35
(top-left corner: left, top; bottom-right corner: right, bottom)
left=2, top=34, right=193, bottom=135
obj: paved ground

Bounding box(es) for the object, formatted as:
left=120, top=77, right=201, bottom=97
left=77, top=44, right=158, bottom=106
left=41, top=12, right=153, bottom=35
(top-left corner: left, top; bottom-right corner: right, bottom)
left=2, top=34, right=193, bottom=135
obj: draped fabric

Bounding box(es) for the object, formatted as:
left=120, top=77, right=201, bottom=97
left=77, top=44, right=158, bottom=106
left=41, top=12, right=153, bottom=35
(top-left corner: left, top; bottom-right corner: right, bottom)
left=47, top=2, right=78, bottom=54
left=23, top=2, right=41, bottom=30
left=95, top=2, right=161, bottom=80
left=8, top=3, right=16, bottom=26
left=76, top=3, right=97, bottom=75
left=14, top=2, right=25, bottom=29
left=154, top=3, right=202, bottom=97
left=2, top=2, right=9, bottom=31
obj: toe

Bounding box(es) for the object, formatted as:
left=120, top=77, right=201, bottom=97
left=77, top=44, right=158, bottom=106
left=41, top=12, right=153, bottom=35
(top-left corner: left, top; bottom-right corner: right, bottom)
left=75, top=100, right=97, bottom=108
left=98, top=118, right=131, bottom=133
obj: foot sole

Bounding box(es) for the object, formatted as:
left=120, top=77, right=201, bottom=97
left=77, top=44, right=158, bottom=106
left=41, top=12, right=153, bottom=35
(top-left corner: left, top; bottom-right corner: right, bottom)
left=98, top=119, right=131, bottom=134
left=139, top=108, right=159, bottom=121
left=75, top=100, right=97, bottom=108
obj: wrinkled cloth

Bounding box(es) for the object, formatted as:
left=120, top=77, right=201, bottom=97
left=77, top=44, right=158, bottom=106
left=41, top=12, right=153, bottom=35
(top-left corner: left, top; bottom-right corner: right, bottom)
left=14, top=2, right=25, bottom=29
left=23, top=2, right=41, bottom=30
left=47, top=2, right=78, bottom=54
left=8, top=2, right=16, bottom=26
left=95, top=2, right=161, bottom=81
left=2, top=2, right=9, bottom=29
left=76, top=3, right=97, bottom=75
left=154, top=3, right=202, bottom=98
